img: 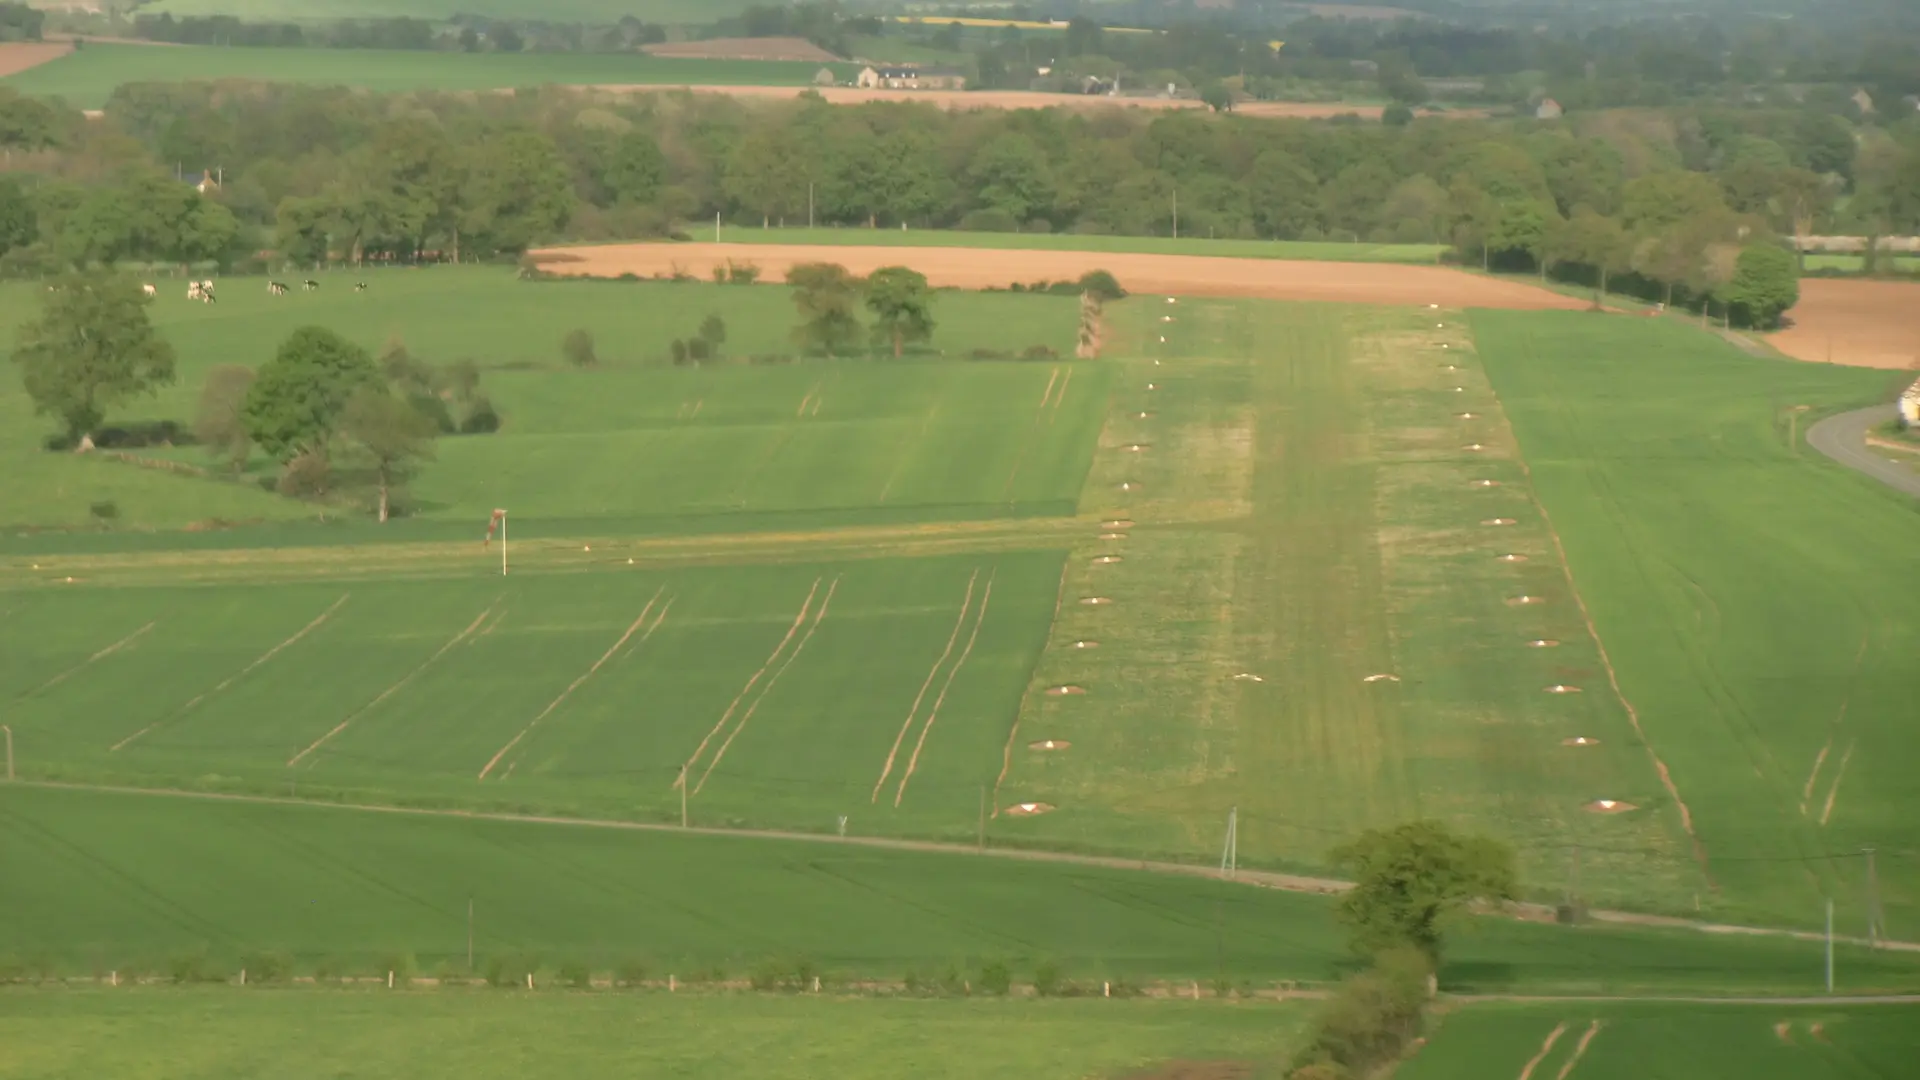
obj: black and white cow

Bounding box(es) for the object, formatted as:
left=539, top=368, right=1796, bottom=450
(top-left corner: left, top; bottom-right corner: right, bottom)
left=302, top=279, right=319, bottom=292
left=268, top=281, right=290, bottom=296
left=353, top=282, right=368, bottom=292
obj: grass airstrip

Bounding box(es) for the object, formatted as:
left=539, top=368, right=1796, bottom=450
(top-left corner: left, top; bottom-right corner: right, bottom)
left=3, top=253, right=1919, bottom=1016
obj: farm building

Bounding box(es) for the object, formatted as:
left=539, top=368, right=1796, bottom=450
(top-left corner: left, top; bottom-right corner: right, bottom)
left=856, top=65, right=968, bottom=91
left=1899, top=377, right=1920, bottom=429
left=1534, top=98, right=1563, bottom=120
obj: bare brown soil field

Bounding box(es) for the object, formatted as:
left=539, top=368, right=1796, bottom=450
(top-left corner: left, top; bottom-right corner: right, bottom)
left=529, top=242, right=1585, bottom=310
left=643, top=37, right=841, bottom=63
left=1772, top=279, right=1920, bottom=369
left=588, top=83, right=1464, bottom=119
left=0, top=41, right=72, bottom=78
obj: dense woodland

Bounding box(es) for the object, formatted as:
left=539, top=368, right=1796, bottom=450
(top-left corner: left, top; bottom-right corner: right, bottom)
left=0, top=75, right=1912, bottom=322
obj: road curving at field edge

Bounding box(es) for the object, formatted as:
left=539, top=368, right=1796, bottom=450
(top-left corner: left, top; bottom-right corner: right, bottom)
left=1806, top=405, right=1920, bottom=498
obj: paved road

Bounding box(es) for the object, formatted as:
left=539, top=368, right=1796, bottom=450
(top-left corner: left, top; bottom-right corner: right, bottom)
left=1806, top=405, right=1920, bottom=497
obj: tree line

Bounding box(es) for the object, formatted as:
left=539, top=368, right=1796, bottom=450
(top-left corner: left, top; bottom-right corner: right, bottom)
left=0, top=79, right=1911, bottom=319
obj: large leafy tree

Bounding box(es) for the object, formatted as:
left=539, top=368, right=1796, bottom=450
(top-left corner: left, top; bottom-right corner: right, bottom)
left=1722, top=243, right=1799, bottom=329
left=787, top=262, right=864, bottom=357
left=724, top=125, right=809, bottom=227
left=864, top=266, right=936, bottom=359
left=968, top=132, right=1057, bottom=225
left=243, top=326, right=381, bottom=463
left=337, top=387, right=437, bottom=523
left=463, top=130, right=574, bottom=257
left=1247, top=149, right=1322, bottom=239
left=1330, top=821, right=1516, bottom=966
left=1555, top=207, right=1631, bottom=305
left=12, top=272, right=176, bottom=445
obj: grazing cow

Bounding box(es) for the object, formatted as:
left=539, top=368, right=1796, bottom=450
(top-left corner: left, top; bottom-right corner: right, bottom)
left=268, top=281, right=289, bottom=296
left=353, top=282, right=368, bottom=292
left=187, top=282, right=207, bottom=301
left=141, top=283, right=156, bottom=298
left=302, top=279, right=319, bottom=292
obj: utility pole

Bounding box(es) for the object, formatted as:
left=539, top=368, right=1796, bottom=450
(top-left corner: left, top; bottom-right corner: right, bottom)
left=977, top=786, right=986, bottom=851
left=1826, top=898, right=1835, bottom=994
left=1219, top=807, right=1237, bottom=878
left=715, top=211, right=721, bottom=243
left=1864, top=847, right=1882, bottom=947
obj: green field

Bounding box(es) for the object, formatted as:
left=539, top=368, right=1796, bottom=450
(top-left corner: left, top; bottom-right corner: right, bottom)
left=1472, top=312, right=1920, bottom=932
left=5, top=44, right=850, bottom=109
left=0, top=991, right=1311, bottom=1080
left=8, top=784, right=1920, bottom=994
left=1802, top=253, right=1920, bottom=274
left=0, top=269, right=1092, bottom=533
left=1401, top=1000, right=1920, bottom=1080
left=703, top=227, right=1447, bottom=264
left=141, top=0, right=761, bottom=21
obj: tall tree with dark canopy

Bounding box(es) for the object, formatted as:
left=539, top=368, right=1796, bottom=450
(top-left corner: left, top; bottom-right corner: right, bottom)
left=1330, top=821, right=1516, bottom=966
left=243, top=326, right=380, bottom=463
left=864, top=266, right=936, bottom=359
left=1722, top=244, right=1799, bottom=329
left=12, top=272, right=175, bottom=447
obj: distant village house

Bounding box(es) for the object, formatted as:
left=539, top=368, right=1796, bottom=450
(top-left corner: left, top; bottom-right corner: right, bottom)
left=1534, top=98, right=1563, bottom=120
left=856, top=65, right=968, bottom=91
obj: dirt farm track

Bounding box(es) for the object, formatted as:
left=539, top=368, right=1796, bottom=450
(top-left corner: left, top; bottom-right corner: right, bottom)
left=532, top=243, right=1584, bottom=309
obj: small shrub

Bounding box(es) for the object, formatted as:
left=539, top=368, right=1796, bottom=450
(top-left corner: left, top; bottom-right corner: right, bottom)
left=1033, top=959, right=1065, bottom=998
left=168, top=949, right=217, bottom=985
left=433, top=958, right=469, bottom=986
left=614, top=957, right=649, bottom=988
left=903, top=968, right=927, bottom=995
left=381, top=952, right=418, bottom=986
left=751, top=956, right=797, bottom=992
left=977, top=959, right=1012, bottom=996
left=670, top=339, right=689, bottom=365
left=459, top=395, right=501, bottom=434
left=1021, top=345, right=1059, bottom=361
left=485, top=953, right=533, bottom=988
left=960, top=207, right=1020, bottom=233
left=310, top=955, right=345, bottom=983
left=275, top=451, right=331, bottom=497
left=698, top=313, right=727, bottom=351
left=937, top=961, right=969, bottom=997
left=241, top=951, right=293, bottom=984
left=1212, top=974, right=1236, bottom=998
left=1106, top=975, right=1142, bottom=999
left=725, top=260, right=760, bottom=284
left=1077, top=269, right=1126, bottom=301
left=687, top=337, right=711, bottom=361
left=558, top=959, right=593, bottom=989
left=711, top=264, right=728, bottom=283
left=968, top=347, right=1011, bottom=360
left=563, top=328, right=598, bottom=368
left=89, top=500, right=118, bottom=523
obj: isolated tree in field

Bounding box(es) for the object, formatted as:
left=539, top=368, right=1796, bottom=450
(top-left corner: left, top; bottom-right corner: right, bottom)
left=697, top=314, right=727, bottom=357
left=338, top=387, right=437, bottom=523
left=563, top=328, right=597, bottom=368
left=12, top=272, right=175, bottom=447
left=787, top=262, right=864, bottom=356
left=1329, top=821, right=1515, bottom=966
left=1722, top=244, right=1799, bottom=329
left=864, top=266, right=936, bottom=358
left=243, top=326, right=381, bottom=464
left=194, top=365, right=255, bottom=474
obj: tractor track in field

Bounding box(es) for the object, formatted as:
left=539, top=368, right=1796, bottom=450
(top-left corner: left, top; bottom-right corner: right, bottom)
left=10, top=777, right=1917, bottom=955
